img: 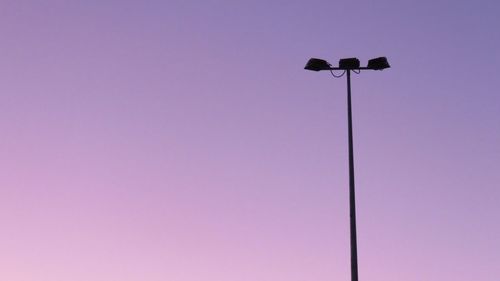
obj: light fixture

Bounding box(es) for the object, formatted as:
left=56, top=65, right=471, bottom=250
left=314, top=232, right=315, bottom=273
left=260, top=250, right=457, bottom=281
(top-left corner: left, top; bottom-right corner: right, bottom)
left=303, top=55, right=390, bottom=281
left=305, top=57, right=391, bottom=71
left=304, top=58, right=331, bottom=71
left=339, top=57, right=360, bottom=69
left=367, top=57, right=390, bottom=70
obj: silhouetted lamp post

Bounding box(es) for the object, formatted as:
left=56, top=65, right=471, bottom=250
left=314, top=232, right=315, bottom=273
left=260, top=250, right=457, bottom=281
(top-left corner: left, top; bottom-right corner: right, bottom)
left=304, top=56, right=390, bottom=281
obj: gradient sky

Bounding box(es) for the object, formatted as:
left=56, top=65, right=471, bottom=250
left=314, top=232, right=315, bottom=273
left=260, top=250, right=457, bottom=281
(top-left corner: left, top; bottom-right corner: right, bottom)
left=1, top=1, right=499, bottom=281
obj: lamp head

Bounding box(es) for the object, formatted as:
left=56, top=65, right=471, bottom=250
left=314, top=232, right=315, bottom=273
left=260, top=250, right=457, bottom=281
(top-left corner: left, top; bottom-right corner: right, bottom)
left=304, top=58, right=331, bottom=71
left=367, top=57, right=390, bottom=70
left=338, top=57, right=360, bottom=69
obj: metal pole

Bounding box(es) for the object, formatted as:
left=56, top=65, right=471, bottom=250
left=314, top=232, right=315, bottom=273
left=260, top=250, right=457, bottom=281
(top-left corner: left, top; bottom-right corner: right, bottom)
left=346, top=70, right=359, bottom=281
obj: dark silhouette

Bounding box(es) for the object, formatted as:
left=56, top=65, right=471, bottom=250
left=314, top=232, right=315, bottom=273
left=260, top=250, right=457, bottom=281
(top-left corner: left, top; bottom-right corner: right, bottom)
left=304, top=57, right=390, bottom=281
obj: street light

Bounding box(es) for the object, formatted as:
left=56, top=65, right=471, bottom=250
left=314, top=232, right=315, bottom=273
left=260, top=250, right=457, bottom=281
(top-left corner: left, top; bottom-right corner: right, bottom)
left=304, top=56, right=390, bottom=281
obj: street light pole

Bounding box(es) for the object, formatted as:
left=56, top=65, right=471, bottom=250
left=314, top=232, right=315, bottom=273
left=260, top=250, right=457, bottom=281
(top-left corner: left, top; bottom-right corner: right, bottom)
left=304, top=56, right=390, bottom=281
left=346, top=69, right=359, bottom=281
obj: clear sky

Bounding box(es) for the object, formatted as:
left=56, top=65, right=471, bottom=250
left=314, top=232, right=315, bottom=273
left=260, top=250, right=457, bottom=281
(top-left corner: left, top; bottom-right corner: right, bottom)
left=1, top=1, right=499, bottom=280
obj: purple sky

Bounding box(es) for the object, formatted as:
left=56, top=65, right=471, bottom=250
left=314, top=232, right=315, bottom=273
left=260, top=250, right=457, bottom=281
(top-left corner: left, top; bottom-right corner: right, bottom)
left=1, top=1, right=499, bottom=280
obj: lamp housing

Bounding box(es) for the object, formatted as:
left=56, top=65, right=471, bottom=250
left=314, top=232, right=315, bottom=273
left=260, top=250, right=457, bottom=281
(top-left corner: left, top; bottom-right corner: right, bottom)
left=367, top=57, right=390, bottom=70
left=304, top=58, right=331, bottom=71
left=339, top=58, right=360, bottom=69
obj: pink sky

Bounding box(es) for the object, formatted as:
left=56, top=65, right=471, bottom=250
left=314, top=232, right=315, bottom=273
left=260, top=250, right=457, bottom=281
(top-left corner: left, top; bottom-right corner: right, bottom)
left=1, top=1, right=499, bottom=280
